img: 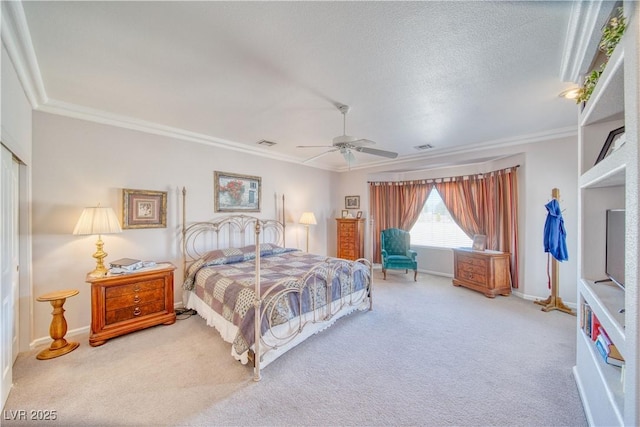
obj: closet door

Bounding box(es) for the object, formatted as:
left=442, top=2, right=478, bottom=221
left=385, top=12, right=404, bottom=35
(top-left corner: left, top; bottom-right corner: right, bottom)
left=1, top=144, right=19, bottom=408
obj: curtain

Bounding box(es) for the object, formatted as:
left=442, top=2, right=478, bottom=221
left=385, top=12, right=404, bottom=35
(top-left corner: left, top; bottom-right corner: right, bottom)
left=368, top=181, right=432, bottom=263
left=369, top=166, right=519, bottom=288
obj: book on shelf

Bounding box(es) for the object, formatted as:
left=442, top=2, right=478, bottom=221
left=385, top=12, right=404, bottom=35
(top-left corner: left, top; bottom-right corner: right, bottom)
left=595, top=326, right=625, bottom=367
left=110, top=258, right=143, bottom=271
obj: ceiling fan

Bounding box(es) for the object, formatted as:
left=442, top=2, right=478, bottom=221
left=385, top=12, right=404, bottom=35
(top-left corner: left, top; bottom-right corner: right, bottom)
left=297, top=104, right=398, bottom=166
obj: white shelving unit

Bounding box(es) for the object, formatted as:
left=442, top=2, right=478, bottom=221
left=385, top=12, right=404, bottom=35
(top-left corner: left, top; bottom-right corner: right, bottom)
left=573, top=2, right=639, bottom=426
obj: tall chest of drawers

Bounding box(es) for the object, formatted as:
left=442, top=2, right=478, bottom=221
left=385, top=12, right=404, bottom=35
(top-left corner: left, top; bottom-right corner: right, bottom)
left=452, top=248, right=511, bottom=298
left=336, top=218, right=365, bottom=261
left=86, top=263, right=176, bottom=346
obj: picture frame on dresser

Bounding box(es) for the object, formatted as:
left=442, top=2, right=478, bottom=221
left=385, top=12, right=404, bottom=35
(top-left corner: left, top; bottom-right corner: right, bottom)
left=472, top=234, right=486, bottom=251
left=595, top=126, right=625, bottom=165
left=122, top=189, right=167, bottom=229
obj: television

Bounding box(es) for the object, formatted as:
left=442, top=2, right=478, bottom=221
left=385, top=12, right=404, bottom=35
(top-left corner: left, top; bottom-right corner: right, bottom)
left=605, top=209, right=625, bottom=289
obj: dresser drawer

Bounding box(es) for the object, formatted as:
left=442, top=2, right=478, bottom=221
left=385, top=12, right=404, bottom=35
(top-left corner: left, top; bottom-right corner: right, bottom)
left=456, top=265, right=487, bottom=285
left=106, top=300, right=166, bottom=324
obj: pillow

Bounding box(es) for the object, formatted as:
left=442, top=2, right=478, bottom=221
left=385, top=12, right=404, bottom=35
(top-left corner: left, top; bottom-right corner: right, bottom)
left=182, top=243, right=292, bottom=290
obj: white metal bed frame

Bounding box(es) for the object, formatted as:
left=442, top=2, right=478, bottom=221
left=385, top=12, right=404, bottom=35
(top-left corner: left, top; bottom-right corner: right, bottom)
left=181, top=189, right=373, bottom=381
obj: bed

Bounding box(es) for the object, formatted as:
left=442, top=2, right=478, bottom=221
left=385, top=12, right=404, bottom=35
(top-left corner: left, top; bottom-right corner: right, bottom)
left=181, top=195, right=372, bottom=381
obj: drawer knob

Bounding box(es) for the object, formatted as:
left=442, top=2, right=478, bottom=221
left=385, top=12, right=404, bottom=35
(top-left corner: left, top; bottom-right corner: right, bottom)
left=133, top=287, right=141, bottom=292
left=133, top=307, right=141, bottom=316
left=133, top=296, right=141, bottom=303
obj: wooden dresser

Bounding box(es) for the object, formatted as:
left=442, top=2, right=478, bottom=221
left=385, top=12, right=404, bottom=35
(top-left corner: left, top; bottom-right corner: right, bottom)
left=86, top=263, right=176, bottom=346
left=336, top=218, right=365, bottom=261
left=452, top=248, right=511, bottom=298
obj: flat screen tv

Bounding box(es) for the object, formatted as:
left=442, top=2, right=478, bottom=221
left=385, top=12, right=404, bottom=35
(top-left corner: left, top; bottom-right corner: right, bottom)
left=605, top=209, right=625, bottom=289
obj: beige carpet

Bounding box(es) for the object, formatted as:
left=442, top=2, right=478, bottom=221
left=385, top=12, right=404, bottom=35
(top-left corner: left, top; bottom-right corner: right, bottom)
left=2, top=272, right=586, bottom=426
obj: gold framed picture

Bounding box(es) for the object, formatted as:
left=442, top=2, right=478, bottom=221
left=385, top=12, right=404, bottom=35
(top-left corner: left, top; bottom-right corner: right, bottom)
left=122, top=189, right=167, bottom=229
left=214, top=171, right=261, bottom=212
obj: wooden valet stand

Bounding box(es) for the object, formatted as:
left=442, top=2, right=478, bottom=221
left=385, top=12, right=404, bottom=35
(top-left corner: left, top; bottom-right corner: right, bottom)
left=36, top=289, right=80, bottom=360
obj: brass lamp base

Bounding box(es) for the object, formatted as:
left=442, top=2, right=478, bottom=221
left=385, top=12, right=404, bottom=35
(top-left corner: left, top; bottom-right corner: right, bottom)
left=89, top=235, right=109, bottom=278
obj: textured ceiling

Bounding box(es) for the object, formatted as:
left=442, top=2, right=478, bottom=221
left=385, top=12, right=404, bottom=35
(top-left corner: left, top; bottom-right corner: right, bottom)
left=20, top=1, right=578, bottom=171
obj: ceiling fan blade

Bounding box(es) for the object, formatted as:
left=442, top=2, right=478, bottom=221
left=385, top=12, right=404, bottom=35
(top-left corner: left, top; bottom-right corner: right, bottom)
left=350, top=139, right=375, bottom=147
left=303, top=148, right=339, bottom=163
left=355, top=146, right=398, bottom=159
left=296, top=145, right=334, bottom=148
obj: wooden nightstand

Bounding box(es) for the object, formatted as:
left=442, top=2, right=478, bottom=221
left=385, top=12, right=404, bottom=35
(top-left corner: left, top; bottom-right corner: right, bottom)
left=86, top=263, right=176, bottom=346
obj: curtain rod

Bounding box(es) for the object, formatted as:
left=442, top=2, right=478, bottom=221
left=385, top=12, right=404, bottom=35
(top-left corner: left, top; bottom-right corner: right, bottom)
left=368, top=164, right=520, bottom=185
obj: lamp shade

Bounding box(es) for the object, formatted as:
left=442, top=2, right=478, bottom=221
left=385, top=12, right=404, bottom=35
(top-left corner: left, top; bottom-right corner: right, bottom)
left=73, top=206, right=122, bottom=235
left=299, top=212, right=317, bottom=226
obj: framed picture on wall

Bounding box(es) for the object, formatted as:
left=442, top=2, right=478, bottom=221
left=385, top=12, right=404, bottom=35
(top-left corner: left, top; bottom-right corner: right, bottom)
left=345, top=195, right=360, bottom=209
left=122, top=189, right=167, bottom=229
left=214, top=171, right=261, bottom=212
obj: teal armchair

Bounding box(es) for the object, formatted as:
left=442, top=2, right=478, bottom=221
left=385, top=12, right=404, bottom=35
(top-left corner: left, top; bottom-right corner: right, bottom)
left=381, top=228, right=418, bottom=281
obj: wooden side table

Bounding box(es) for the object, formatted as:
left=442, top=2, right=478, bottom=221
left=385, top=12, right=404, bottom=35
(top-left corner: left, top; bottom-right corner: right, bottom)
left=36, top=289, right=80, bottom=360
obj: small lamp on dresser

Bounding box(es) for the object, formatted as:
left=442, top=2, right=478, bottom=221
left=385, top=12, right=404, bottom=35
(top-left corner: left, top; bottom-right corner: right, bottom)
left=73, top=204, right=122, bottom=278
left=299, top=212, right=317, bottom=252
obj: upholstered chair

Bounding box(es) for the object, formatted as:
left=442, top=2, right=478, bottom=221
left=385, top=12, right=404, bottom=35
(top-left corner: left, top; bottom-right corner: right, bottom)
left=380, top=228, right=418, bottom=281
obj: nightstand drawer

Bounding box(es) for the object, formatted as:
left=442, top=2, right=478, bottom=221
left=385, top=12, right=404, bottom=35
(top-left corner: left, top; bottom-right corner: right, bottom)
left=106, top=300, right=166, bottom=324
left=105, top=287, right=165, bottom=311
left=105, top=278, right=164, bottom=299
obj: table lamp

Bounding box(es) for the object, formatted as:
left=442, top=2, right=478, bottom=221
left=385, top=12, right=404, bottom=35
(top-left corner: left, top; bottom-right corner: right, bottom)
left=299, top=212, right=317, bottom=252
left=73, top=205, right=122, bottom=277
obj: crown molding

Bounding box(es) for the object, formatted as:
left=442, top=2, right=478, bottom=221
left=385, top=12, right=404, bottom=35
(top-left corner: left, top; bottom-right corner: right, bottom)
left=560, top=0, right=617, bottom=83
left=1, top=0, right=47, bottom=108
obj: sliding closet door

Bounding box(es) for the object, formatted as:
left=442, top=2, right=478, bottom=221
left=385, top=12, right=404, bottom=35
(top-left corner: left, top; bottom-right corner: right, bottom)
left=1, top=144, right=19, bottom=408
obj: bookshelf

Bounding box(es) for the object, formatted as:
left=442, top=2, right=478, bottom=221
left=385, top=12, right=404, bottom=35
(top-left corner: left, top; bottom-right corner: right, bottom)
left=573, top=2, right=639, bottom=426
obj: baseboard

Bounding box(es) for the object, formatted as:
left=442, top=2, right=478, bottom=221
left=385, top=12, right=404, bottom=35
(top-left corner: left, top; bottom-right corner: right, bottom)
left=30, top=325, right=90, bottom=349
left=513, top=291, right=577, bottom=309
left=30, top=302, right=186, bottom=349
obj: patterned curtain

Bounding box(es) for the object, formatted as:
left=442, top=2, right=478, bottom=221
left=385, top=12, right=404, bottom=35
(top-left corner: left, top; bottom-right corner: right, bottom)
left=368, top=181, right=432, bottom=263
left=368, top=166, right=519, bottom=288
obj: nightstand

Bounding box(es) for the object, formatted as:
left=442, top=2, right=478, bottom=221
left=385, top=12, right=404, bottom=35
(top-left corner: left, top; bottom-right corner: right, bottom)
left=86, top=263, right=176, bottom=346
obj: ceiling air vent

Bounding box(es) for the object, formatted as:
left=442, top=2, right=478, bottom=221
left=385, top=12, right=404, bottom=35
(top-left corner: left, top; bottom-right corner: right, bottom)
left=256, top=139, right=277, bottom=147
left=414, top=144, right=434, bottom=151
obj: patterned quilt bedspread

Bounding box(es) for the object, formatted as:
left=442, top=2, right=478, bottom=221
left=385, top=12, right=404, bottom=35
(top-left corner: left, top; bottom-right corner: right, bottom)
left=183, top=244, right=370, bottom=356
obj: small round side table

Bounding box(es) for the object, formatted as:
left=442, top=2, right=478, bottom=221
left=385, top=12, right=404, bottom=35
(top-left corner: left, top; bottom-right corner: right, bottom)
left=36, top=289, right=80, bottom=360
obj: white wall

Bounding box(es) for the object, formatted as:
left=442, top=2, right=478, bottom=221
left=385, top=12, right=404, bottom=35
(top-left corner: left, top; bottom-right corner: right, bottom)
left=31, top=111, right=336, bottom=344
left=335, top=135, right=578, bottom=304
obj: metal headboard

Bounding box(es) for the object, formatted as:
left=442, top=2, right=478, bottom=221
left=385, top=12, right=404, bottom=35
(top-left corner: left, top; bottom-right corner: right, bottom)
left=181, top=187, right=286, bottom=275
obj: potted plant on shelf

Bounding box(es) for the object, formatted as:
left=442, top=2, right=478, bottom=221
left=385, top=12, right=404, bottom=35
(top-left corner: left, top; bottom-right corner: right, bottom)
left=576, top=7, right=626, bottom=104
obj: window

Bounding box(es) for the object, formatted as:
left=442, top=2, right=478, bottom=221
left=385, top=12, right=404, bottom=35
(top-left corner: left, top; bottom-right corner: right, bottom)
left=410, top=189, right=473, bottom=248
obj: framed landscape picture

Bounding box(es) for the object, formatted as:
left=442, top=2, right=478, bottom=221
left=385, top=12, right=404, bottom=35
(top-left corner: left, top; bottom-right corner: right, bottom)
left=122, top=189, right=167, bottom=229
left=214, top=171, right=261, bottom=212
